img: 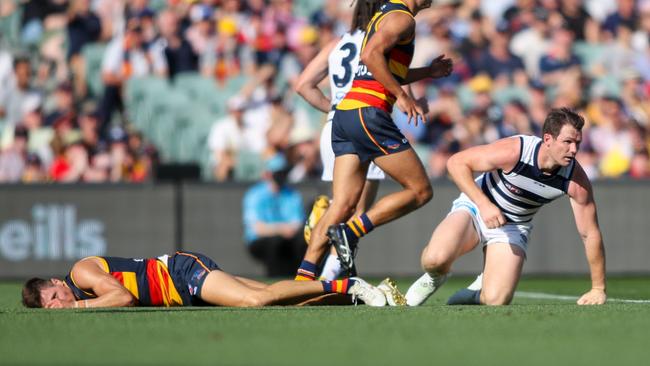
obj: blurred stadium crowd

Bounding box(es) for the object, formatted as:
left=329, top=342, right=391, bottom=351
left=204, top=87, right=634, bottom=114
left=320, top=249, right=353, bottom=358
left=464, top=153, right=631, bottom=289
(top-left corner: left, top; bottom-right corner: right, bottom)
left=0, top=0, right=649, bottom=183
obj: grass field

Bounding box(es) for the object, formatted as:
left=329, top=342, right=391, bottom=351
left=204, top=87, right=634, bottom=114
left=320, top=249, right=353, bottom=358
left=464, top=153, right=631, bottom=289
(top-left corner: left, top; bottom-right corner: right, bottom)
left=1, top=276, right=649, bottom=366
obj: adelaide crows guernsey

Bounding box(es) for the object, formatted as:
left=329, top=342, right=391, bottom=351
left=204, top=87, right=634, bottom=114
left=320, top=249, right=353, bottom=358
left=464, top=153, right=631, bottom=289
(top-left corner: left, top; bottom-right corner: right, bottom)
left=336, top=0, right=415, bottom=113
left=64, top=255, right=184, bottom=307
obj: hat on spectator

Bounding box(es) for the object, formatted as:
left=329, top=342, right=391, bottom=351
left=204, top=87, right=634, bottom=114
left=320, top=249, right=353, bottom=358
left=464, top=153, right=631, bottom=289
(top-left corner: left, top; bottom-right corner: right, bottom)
left=299, top=25, right=319, bottom=46
left=495, top=19, right=511, bottom=34
left=264, top=153, right=288, bottom=173
left=528, top=79, right=545, bottom=91
left=108, top=126, right=128, bottom=144
left=21, top=94, right=42, bottom=115
left=26, top=153, right=41, bottom=166
left=136, top=8, right=155, bottom=19
left=468, top=74, right=493, bottom=94
left=533, top=7, right=549, bottom=21
left=289, top=125, right=315, bottom=146
left=56, top=82, right=73, bottom=93
left=217, top=17, right=238, bottom=36
left=52, top=111, right=75, bottom=128
left=80, top=101, right=100, bottom=118
left=227, top=96, right=247, bottom=111
left=14, top=125, right=29, bottom=139
left=190, top=4, right=214, bottom=22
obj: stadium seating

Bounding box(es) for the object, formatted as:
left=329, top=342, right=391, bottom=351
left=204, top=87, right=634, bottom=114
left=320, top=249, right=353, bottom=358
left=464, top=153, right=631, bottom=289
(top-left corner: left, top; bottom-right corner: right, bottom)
left=82, top=42, right=107, bottom=98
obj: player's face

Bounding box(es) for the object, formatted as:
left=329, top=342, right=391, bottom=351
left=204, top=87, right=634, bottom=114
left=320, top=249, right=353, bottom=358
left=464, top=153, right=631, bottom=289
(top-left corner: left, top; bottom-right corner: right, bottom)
left=547, top=124, right=582, bottom=167
left=40, top=279, right=75, bottom=308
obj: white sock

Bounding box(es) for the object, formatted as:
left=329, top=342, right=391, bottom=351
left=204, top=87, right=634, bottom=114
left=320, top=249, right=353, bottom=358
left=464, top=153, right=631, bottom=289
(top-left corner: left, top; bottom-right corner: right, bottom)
left=318, top=254, right=342, bottom=280
left=467, top=273, right=483, bottom=291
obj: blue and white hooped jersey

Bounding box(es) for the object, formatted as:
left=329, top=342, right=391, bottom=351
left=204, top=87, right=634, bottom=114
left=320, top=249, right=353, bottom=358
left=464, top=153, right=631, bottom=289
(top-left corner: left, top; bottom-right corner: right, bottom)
left=476, top=135, right=576, bottom=223
left=328, top=30, right=365, bottom=108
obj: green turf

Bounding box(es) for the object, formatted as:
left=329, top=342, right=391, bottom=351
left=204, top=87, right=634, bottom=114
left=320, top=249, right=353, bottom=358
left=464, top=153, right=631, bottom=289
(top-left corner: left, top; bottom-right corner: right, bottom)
left=1, top=276, right=649, bottom=366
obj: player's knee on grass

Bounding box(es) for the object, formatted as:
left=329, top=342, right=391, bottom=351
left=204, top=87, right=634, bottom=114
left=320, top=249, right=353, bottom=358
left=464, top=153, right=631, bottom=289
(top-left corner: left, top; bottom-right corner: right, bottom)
left=480, top=288, right=514, bottom=306
left=240, top=292, right=269, bottom=307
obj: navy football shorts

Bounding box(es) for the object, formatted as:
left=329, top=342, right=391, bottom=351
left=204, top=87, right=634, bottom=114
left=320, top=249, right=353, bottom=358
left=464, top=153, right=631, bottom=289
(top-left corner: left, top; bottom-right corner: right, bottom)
left=168, top=251, right=220, bottom=306
left=331, top=107, right=411, bottom=162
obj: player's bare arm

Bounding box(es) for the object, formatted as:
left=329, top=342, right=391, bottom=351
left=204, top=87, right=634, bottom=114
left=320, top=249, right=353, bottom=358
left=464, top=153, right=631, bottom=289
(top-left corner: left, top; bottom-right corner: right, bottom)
left=360, top=12, right=424, bottom=125
left=403, top=54, right=453, bottom=84
left=60, top=258, right=136, bottom=309
left=295, top=38, right=339, bottom=113
left=567, top=162, right=607, bottom=305
left=446, top=137, right=521, bottom=229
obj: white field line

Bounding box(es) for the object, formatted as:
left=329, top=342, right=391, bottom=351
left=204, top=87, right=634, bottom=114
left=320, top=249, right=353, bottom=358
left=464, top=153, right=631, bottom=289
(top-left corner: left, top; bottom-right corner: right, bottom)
left=515, top=291, right=650, bottom=304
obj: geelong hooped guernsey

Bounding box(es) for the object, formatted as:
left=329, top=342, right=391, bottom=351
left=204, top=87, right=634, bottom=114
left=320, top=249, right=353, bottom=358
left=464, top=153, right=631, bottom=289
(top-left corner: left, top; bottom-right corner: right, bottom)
left=65, top=255, right=183, bottom=306
left=477, top=135, right=576, bottom=223
left=328, top=30, right=365, bottom=109
left=337, top=0, right=415, bottom=113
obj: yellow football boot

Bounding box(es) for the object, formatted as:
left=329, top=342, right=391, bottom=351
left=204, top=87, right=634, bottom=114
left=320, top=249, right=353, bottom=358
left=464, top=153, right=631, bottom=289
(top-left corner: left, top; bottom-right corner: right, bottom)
left=304, top=195, right=330, bottom=244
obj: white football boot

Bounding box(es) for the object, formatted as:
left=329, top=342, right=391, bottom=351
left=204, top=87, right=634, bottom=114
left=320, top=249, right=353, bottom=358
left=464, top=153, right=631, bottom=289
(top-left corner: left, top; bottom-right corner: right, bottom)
left=405, top=273, right=448, bottom=306
left=377, top=278, right=407, bottom=306
left=348, top=277, right=387, bottom=307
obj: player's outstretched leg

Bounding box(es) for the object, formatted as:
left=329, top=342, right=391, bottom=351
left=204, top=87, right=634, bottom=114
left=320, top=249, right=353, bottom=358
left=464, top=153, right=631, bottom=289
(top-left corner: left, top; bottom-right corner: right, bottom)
left=200, top=270, right=386, bottom=307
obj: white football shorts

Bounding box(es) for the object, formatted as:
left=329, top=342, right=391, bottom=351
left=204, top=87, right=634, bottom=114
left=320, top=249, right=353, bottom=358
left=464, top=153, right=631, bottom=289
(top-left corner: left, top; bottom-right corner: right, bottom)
left=320, top=118, right=385, bottom=182
left=449, top=193, right=533, bottom=255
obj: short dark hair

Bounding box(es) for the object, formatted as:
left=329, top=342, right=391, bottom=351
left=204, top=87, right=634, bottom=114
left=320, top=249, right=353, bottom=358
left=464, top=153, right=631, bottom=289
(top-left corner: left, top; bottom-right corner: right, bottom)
left=351, top=0, right=383, bottom=32
left=12, top=56, right=30, bottom=69
left=542, top=107, right=585, bottom=138
left=22, top=278, right=51, bottom=308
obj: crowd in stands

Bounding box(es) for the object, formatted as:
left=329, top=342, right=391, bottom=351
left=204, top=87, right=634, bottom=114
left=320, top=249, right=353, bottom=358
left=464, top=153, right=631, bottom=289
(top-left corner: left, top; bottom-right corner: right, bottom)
left=0, top=0, right=649, bottom=184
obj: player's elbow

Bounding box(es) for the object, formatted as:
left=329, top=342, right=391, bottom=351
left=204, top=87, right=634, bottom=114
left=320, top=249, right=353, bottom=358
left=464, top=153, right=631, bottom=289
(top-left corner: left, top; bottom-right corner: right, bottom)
left=446, top=154, right=460, bottom=175
left=360, top=48, right=374, bottom=66
left=118, top=292, right=136, bottom=307
left=294, top=77, right=309, bottom=98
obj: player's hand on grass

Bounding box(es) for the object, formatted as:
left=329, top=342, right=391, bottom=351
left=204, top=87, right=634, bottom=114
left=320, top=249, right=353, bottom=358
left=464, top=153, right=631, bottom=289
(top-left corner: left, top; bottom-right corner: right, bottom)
left=396, top=92, right=426, bottom=126
left=478, top=201, right=506, bottom=229
left=577, top=288, right=606, bottom=305
left=428, top=55, right=453, bottom=79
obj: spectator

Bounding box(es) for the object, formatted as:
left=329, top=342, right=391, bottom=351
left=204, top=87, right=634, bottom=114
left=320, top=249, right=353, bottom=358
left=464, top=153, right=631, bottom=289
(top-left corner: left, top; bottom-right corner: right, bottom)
left=242, top=153, right=305, bottom=277
left=66, top=0, right=101, bottom=60
left=0, top=125, right=29, bottom=182
left=511, top=7, right=552, bottom=79
left=207, top=96, right=268, bottom=182
left=45, top=82, right=76, bottom=126
left=602, top=0, right=637, bottom=39
left=589, top=97, right=634, bottom=177
left=539, top=22, right=581, bottom=86
left=22, top=153, right=47, bottom=182
left=474, top=21, right=526, bottom=85
left=0, top=56, right=42, bottom=128
left=22, top=101, right=54, bottom=167
left=150, top=9, right=198, bottom=78
left=98, top=18, right=155, bottom=132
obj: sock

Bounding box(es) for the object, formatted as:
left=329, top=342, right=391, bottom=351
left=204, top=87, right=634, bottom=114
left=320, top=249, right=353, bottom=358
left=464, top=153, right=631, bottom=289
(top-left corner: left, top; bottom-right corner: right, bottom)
left=322, top=278, right=356, bottom=294
left=447, top=289, right=482, bottom=305
left=318, top=254, right=342, bottom=280
left=295, top=260, right=318, bottom=281
left=343, top=213, right=374, bottom=241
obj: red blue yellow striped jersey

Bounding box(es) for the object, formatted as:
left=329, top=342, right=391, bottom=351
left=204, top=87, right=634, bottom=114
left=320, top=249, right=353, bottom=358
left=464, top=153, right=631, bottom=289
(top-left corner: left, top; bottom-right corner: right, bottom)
left=337, top=0, right=415, bottom=113
left=64, top=256, right=183, bottom=307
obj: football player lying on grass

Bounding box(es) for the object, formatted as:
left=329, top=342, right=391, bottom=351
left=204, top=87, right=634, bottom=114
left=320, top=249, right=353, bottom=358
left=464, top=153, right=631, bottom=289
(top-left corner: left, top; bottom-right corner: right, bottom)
left=22, top=251, right=393, bottom=308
